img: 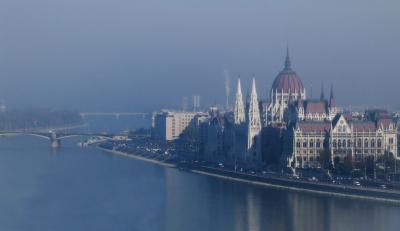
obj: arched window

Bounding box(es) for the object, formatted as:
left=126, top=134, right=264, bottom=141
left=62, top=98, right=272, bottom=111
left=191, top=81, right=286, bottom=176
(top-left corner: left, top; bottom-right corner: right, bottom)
left=310, top=139, right=314, bottom=148
left=333, top=139, right=337, bottom=148
left=347, top=139, right=351, bottom=148
left=377, top=139, right=382, bottom=148
left=358, top=139, right=362, bottom=147
left=371, top=139, right=375, bottom=148
left=303, top=140, right=307, bottom=148
left=316, top=139, right=321, bottom=148
left=296, top=140, right=301, bottom=148
left=338, top=140, right=342, bottom=148
left=364, top=139, right=369, bottom=148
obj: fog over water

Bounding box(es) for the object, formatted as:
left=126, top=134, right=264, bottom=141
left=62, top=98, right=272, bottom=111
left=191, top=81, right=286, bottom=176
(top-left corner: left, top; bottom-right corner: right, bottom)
left=1, top=0, right=399, bottom=111
left=1, top=134, right=400, bottom=231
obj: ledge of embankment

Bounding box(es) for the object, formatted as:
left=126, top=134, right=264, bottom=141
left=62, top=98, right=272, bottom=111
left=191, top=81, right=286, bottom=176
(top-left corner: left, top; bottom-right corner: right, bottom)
left=98, top=146, right=400, bottom=204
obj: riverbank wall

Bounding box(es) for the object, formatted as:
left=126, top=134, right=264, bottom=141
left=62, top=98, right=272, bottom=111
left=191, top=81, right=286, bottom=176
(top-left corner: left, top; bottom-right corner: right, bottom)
left=98, top=147, right=176, bottom=168
left=187, top=165, right=400, bottom=204
left=98, top=146, right=400, bottom=204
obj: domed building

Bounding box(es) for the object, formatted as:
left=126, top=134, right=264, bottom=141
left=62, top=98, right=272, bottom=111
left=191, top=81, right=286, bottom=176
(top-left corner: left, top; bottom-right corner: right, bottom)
left=268, top=49, right=306, bottom=124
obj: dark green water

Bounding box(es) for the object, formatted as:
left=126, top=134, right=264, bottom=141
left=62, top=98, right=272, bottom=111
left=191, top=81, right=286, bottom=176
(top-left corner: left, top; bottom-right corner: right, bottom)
left=0, top=117, right=399, bottom=230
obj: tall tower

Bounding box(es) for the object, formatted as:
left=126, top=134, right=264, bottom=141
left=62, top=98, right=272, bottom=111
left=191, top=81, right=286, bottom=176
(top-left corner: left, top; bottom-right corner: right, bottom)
left=234, top=78, right=245, bottom=124
left=247, top=78, right=261, bottom=162
left=284, top=46, right=291, bottom=70
left=329, top=85, right=335, bottom=108
left=328, top=84, right=339, bottom=119
left=269, top=48, right=305, bottom=124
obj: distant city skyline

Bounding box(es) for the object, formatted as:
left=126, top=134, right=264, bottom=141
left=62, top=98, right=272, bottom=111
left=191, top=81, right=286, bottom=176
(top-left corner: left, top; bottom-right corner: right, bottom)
left=1, top=0, right=399, bottom=111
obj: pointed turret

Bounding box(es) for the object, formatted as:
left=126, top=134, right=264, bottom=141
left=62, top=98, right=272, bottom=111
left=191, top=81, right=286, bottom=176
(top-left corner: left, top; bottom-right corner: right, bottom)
left=329, top=84, right=336, bottom=108
left=247, top=78, right=261, bottom=152
left=284, top=46, right=291, bottom=70
left=320, top=83, right=325, bottom=101
left=234, top=78, right=245, bottom=124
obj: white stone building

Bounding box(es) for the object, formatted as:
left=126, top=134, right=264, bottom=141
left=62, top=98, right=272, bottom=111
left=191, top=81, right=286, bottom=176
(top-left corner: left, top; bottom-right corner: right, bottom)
left=290, top=114, right=398, bottom=168
left=153, top=110, right=208, bottom=141
left=246, top=78, right=262, bottom=163
left=267, top=48, right=306, bottom=125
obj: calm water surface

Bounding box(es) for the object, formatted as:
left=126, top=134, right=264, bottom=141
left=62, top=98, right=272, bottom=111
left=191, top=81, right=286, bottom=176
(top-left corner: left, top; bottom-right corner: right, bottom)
left=0, top=118, right=399, bottom=231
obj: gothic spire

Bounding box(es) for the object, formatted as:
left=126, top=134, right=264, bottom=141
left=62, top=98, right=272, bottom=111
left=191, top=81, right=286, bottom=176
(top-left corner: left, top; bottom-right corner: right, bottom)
left=234, top=78, right=245, bottom=124
left=284, top=45, right=291, bottom=70
left=251, top=74, right=257, bottom=95
left=320, top=83, right=325, bottom=101
left=247, top=78, right=261, bottom=150
left=329, top=84, right=336, bottom=107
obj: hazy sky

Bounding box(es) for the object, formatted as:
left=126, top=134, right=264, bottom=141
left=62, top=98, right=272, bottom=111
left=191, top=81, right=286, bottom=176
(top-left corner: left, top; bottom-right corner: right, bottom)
left=1, top=0, right=399, bottom=111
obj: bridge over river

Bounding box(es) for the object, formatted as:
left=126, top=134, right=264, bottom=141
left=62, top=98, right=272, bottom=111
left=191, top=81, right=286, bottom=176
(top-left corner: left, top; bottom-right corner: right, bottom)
left=79, top=112, right=149, bottom=119
left=0, top=130, right=129, bottom=148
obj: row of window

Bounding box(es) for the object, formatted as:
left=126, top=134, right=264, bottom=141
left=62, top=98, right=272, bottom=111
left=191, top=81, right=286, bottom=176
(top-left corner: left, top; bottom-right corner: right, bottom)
left=331, top=149, right=383, bottom=155
left=332, top=138, right=389, bottom=148
left=354, top=149, right=382, bottom=155
left=296, top=148, right=386, bottom=156
left=335, top=125, right=348, bottom=133
left=296, top=139, right=322, bottom=148
left=296, top=156, right=320, bottom=162
left=332, top=149, right=352, bottom=155
left=296, top=137, right=394, bottom=149
left=296, top=149, right=323, bottom=154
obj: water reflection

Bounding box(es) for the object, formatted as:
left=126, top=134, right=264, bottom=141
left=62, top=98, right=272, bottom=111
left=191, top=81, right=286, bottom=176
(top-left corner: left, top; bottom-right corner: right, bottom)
left=0, top=135, right=399, bottom=231
left=163, top=169, right=400, bottom=231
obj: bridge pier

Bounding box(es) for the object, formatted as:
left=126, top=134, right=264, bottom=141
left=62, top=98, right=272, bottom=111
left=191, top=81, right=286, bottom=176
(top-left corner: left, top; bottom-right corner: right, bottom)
left=51, top=139, right=60, bottom=148
left=50, top=131, right=60, bottom=148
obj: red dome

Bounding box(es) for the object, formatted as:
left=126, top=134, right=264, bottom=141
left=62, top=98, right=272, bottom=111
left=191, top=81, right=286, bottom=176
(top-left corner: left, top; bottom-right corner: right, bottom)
left=271, top=49, right=304, bottom=93
left=272, top=69, right=304, bottom=93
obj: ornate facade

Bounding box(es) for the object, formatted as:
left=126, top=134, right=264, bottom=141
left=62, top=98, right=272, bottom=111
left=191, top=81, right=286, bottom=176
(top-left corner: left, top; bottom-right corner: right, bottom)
left=234, top=79, right=245, bottom=124
left=291, top=121, right=329, bottom=168
left=246, top=78, right=262, bottom=163
left=287, top=86, right=341, bottom=124
left=200, top=48, right=399, bottom=170
left=203, top=77, right=263, bottom=166
left=290, top=113, right=398, bottom=168
left=267, top=48, right=306, bottom=125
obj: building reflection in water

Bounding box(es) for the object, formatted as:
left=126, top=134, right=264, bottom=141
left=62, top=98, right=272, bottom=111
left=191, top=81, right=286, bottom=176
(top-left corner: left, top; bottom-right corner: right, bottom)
left=162, top=168, right=400, bottom=231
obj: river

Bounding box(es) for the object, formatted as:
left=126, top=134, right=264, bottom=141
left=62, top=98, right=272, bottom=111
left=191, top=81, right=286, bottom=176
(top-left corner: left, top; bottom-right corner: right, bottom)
left=0, top=117, right=399, bottom=231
